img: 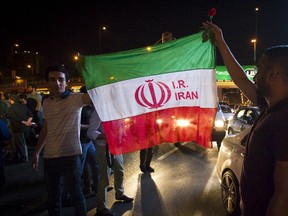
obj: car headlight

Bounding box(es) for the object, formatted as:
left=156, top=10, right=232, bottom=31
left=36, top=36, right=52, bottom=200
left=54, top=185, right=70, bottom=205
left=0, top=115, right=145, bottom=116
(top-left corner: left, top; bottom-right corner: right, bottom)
left=214, top=120, right=225, bottom=128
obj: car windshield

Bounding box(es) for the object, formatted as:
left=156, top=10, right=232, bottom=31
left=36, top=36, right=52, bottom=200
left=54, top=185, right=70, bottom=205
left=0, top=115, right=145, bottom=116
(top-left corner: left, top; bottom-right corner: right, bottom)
left=220, top=105, right=232, bottom=113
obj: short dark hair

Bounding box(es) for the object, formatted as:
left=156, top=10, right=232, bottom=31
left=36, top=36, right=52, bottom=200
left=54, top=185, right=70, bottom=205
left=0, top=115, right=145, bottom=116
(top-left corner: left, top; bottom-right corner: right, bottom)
left=19, top=92, right=27, bottom=100
left=45, top=64, right=70, bottom=81
left=264, top=45, right=288, bottom=76
left=28, top=83, right=37, bottom=89
left=264, top=45, right=288, bottom=58
left=3, top=92, right=10, bottom=100
left=10, top=94, right=20, bottom=102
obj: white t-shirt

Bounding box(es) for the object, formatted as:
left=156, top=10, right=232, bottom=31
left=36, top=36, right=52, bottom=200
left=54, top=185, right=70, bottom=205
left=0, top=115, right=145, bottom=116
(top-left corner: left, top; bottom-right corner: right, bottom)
left=43, top=93, right=84, bottom=158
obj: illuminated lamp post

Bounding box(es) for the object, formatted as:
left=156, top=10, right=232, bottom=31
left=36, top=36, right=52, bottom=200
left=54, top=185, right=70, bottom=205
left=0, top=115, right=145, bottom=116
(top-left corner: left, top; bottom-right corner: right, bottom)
left=254, top=7, right=259, bottom=64
left=74, top=55, right=79, bottom=61
left=73, top=52, right=80, bottom=62
left=251, top=39, right=257, bottom=65
left=11, top=43, right=19, bottom=79
left=99, top=26, right=107, bottom=54
left=27, top=64, right=34, bottom=82
left=255, top=7, right=259, bottom=41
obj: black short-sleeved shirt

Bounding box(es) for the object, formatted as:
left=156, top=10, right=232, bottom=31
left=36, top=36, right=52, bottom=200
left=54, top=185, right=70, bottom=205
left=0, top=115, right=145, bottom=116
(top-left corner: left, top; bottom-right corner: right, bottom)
left=240, top=97, right=288, bottom=215
left=80, top=105, right=93, bottom=143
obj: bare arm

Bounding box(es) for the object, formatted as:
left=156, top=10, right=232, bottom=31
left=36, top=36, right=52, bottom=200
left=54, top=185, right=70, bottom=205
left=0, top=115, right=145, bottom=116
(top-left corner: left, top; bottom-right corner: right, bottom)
left=202, top=21, right=258, bottom=105
left=32, top=120, right=47, bottom=171
left=266, top=161, right=288, bottom=216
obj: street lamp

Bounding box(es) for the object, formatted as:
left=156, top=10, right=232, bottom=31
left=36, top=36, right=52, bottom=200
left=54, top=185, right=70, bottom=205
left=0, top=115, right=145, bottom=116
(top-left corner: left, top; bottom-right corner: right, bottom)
left=73, top=53, right=79, bottom=61
left=253, top=7, right=259, bottom=65
left=11, top=43, right=19, bottom=55
left=255, top=7, right=259, bottom=40
left=11, top=43, right=19, bottom=79
left=99, top=26, right=107, bottom=54
left=251, top=39, right=257, bottom=64
left=27, top=64, right=34, bottom=82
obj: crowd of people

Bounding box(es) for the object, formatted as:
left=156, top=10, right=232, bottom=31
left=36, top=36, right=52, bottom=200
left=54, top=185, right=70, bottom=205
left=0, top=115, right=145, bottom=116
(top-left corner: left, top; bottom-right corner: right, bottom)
left=0, top=84, right=44, bottom=194
left=0, top=84, right=43, bottom=162
left=0, top=64, right=155, bottom=216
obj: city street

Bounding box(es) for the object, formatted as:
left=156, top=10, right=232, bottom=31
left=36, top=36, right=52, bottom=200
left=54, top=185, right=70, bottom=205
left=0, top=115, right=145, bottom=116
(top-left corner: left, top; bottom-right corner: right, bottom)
left=0, top=142, right=226, bottom=216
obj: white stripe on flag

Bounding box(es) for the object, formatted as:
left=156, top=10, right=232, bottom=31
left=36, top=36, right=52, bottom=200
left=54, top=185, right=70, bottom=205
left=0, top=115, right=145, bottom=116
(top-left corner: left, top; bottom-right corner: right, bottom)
left=88, top=69, right=217, bottom=121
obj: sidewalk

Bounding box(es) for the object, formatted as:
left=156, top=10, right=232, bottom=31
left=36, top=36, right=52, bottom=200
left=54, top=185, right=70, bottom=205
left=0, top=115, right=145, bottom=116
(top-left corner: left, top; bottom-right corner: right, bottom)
left=0, top=146, right=98, bottom=216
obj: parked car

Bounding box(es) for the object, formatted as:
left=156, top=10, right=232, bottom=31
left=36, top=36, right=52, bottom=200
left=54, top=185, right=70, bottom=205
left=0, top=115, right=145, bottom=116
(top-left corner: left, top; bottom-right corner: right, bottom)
left=212, top=104, right=227, bottom=150
left=227, top=106, right=259, bottom=135
left=220, top=104, right=233, bottom=122
left=216, top=127, right=251, bottom=216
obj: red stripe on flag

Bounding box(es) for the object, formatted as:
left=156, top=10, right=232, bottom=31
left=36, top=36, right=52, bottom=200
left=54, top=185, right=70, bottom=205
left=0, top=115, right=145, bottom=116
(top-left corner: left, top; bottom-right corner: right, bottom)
left=103, top=107, right=217, bottom=155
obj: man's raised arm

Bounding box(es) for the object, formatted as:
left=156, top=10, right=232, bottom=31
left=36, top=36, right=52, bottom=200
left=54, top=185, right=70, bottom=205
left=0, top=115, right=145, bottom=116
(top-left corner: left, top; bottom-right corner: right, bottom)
left=202, top=21, right=258, bottom=105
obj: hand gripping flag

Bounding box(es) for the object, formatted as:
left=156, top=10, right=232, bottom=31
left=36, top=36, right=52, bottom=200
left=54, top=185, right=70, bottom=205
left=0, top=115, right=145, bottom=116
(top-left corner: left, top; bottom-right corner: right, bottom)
left=77, top=31, right=217, bottom=155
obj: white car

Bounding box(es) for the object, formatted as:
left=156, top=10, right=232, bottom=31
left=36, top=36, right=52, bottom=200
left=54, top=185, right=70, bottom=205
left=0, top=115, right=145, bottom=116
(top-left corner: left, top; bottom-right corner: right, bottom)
left=216, top=127, right=251, bottom=215
left=227, top=106, right=259, bottom=135
left=220, top=104, right=234, bottom=122
left=212, top=104, right=228, bottom=150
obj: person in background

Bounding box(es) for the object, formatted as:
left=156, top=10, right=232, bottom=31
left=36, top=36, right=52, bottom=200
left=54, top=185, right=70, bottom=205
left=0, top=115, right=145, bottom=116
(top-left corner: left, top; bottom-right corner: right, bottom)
left=0, top=92, right=12, bottom=160
left=32, top=64, right=92, bottom=216
left=1, top=92, right=11, bottom=109
left=79, top=86, right=99, bottom=195
left=139, top=147, right=154, bottom=173
left=87, top=109, right=134, bottom=216
left=0, top=92, right=9, bottom=124
left=18, top=92, right=39, bottom=146
left=0, top=117, right=11, bottom=195
left=27, top=83, right=43, bottom=132
left=203, top=21, right=288, bottom=216
left=8, top=94, right=33, bottom=163
left=19, top=92, right=38, bottom=121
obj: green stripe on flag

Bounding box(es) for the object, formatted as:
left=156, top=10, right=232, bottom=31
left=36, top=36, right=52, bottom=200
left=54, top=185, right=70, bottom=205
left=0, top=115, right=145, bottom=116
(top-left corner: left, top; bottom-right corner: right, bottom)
left=76, top=31, right=215, bottom=90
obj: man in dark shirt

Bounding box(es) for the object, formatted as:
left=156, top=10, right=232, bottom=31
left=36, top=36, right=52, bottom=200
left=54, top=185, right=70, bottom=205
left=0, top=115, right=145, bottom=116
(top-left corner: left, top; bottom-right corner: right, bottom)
left=203, top=22, right=288, bottom=216
left=8, top=94, right=33, bottom=162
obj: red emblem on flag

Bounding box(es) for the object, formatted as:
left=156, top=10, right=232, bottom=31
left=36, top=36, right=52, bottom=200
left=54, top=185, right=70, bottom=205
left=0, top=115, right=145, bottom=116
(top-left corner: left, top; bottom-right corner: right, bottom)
left=135, top=79, right=171, bottom=109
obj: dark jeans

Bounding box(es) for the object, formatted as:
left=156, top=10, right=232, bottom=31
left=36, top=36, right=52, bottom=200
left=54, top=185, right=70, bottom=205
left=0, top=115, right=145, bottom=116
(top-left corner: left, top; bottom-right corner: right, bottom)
left=13, top=132, right=29, bottom=162
left=140, top=147, right=153, bottom=167
left=44, top=155, right=87, bottom=216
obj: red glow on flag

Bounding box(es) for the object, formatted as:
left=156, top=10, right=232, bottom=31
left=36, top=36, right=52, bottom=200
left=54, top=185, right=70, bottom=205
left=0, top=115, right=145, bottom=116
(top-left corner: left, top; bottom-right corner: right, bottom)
left=103, top=106, right=217, bottom=155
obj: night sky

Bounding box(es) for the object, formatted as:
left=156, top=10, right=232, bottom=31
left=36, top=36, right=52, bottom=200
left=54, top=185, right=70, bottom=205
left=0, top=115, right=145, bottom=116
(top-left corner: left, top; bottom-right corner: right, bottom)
left=1, top=0, right=288, bottom=70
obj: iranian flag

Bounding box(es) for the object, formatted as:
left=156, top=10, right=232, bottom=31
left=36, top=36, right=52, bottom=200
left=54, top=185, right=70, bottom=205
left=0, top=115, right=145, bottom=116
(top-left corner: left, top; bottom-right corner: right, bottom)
left=77, top=31, right=217, bottom=155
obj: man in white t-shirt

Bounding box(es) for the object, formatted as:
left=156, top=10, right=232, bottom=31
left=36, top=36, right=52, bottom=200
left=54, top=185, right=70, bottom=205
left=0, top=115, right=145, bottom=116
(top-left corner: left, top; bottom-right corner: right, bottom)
left=32, top=64, right=92, bottom=216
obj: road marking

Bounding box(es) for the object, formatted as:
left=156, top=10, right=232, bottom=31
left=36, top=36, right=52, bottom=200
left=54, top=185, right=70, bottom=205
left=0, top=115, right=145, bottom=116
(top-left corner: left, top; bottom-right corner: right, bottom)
left=203, top=165, right=217, bottom=195
left=156, top=142, right=189, bottom=161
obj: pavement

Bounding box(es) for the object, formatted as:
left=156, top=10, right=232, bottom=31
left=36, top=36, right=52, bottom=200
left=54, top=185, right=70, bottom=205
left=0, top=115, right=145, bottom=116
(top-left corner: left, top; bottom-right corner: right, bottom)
left=0, top=141, right=192, bottom=216
left=0, top=145, right=99, bottom=216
